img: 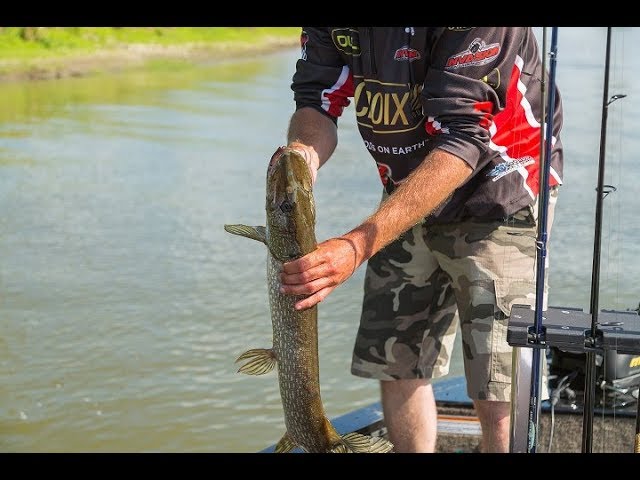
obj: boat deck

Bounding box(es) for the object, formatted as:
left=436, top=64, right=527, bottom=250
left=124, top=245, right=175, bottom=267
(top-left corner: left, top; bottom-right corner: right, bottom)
left=260, top=377, right=638, bottom=453
left=352, top=378, right=639, bottom=453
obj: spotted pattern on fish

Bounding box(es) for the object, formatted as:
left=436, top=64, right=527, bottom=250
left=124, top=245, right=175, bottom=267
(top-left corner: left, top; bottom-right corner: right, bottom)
left=226, top=147, right=393, bottom=453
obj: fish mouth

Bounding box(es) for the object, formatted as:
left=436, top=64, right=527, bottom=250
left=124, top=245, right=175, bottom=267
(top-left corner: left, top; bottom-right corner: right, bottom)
left=268, top=147, right=314, bottom=189
left=268, top=146, right=287, bottom=171
left=267, top=147, right=314, bottom=210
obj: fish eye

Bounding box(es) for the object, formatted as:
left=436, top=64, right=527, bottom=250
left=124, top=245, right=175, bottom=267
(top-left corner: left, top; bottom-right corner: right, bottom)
left=280, top=200, right=294, bottom=213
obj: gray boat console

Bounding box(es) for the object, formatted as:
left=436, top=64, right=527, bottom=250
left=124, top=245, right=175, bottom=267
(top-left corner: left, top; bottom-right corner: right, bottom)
left=507, top=304, right=640, bottom=452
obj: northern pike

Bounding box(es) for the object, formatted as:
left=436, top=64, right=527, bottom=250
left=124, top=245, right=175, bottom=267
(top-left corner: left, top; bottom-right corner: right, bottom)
left=224, top=146, right=393, bottom=453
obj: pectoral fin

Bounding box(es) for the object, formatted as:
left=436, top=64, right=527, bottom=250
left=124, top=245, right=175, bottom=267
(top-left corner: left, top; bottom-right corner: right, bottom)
left=235, top=348, right=276, bottom=375
left=224, top=224, right=267, bottom=245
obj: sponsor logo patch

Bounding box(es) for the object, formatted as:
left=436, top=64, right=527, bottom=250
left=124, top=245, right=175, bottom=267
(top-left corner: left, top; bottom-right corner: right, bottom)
left=394, top=46, right=421, bottom=62
left=331, top=28, right=360, bottom=56
left=487, top=157, right=535, bottom=181
left=354, top=80, right=423, bottom=132
left=445, top=38, right=500, bottom=70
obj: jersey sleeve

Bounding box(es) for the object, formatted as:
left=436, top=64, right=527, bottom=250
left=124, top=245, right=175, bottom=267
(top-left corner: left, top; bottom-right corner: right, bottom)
left=421, top=27, right=534, bottom=172
left=290, top=27, right=354, bottom=124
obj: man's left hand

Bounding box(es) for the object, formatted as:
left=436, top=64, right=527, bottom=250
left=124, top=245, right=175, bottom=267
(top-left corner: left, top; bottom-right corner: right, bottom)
left=279, top=236, right=359, bottom=311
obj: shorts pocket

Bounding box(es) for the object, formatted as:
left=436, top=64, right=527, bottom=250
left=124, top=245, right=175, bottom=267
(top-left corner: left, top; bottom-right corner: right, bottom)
left=491, top=278, right=536, bottom=384
left=494, top=278, right=536, bottom=318
left=494, top=278, right=550, bottom=398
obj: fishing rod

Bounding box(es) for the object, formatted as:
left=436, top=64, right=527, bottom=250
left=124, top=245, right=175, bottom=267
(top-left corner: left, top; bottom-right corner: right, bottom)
left=525, top=25, right=559, bottom=454
left=581, top=26, right=627, bottom=453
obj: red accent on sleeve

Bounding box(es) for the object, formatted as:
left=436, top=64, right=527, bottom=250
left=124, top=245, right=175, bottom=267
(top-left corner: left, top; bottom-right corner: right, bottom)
left=324, top=71, right=354, bottom=118
left=473, top=101, right=494, bottom=130
left=491, top=62, right=559, bottom=195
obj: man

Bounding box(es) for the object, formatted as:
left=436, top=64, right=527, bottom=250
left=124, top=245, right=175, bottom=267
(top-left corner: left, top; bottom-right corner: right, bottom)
left=278, top=27, right=563, bottom=453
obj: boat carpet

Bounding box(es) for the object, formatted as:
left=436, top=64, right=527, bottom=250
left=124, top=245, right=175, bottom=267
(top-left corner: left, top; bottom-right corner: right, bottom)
left=434, top=405, right=637, bottom=453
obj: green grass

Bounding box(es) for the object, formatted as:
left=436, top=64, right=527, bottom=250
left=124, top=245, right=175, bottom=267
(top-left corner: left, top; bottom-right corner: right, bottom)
left=0, top=27, right=301, bottom=61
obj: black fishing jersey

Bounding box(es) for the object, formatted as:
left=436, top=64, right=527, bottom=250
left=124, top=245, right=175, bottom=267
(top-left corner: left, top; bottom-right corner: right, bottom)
left=291, top=27, right=564, bottom=223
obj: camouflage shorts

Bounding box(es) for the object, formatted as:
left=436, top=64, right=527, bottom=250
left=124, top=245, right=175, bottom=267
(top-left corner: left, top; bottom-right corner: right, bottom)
left=351, top=188, right=559, bottom=401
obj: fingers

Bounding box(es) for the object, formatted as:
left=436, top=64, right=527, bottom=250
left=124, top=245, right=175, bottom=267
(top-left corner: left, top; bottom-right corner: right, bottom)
left=291, top=287, right=333, bottom=311
left=280, top=262, right=334, bottom=310
left=281, top=251, right=321, bottom=276
left=280, top=255, right=332, bottom=296
left=280, top=272, right=333, bottom=297
left=279, top=237, right=359, bottom=311
left=288, top=142, right=319, bottom=184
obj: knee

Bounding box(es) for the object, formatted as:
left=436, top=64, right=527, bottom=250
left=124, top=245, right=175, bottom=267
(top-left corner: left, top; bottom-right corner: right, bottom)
left=380, top=378, right=431, bottom=398
left=473, top=399, right=511, bottom=423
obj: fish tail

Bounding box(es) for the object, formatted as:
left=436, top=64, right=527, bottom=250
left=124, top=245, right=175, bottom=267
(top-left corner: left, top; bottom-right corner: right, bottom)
left=274, top=432, right=297, bottom=453
left=331, top=432, right=394, bottom=453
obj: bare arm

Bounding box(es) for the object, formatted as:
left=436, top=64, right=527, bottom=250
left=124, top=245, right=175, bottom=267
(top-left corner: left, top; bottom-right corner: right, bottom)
left=343, top=148, right=472, bottom=266
left=280, top=148, right=473, bottom=310
left=286, top=107, right=338, bottom=181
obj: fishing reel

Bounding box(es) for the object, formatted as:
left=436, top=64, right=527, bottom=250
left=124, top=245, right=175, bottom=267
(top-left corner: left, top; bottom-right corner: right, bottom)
left=548, top=347, right=640, bottom=409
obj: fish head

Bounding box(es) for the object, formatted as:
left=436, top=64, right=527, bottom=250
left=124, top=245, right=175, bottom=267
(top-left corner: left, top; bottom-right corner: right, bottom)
left=265, top=147, right=317, bottom=261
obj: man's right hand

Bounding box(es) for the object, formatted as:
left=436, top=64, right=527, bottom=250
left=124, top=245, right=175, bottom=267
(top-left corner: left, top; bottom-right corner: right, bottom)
left=287, top=141, right=320, bottom=185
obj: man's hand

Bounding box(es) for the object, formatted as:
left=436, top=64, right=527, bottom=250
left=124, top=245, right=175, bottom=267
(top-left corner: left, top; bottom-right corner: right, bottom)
left=288, top=141, right=320, bottom=184
left=280, top=236, right=360, bottom=311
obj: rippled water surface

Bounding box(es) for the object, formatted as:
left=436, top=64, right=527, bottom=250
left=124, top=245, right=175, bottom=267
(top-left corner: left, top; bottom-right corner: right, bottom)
left=1, top=28, right=639, bottom=452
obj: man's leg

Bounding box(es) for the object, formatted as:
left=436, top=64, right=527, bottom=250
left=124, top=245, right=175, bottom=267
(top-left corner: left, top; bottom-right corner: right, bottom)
left=350, top=207, right=459, bottom=454
left=471, top=191, right=559, bottom=452
left=473, top=399, right=511, bottom=453
left=429, top=190, right=558, bottom=453
left=430, top=216, right=537, bottom=454
left=381, top=379, right=437, bottom=453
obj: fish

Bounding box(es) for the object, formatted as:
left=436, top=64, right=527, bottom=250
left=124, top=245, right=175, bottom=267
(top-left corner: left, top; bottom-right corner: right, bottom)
left=224, top=146, right=393, bottom=453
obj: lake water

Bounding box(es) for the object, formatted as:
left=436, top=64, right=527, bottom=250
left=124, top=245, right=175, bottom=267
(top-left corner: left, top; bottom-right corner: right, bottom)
left=1, top=27, right=639, bottom=452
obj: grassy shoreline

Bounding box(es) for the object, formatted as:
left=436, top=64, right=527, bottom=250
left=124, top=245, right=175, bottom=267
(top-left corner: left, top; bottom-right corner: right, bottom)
left=0, top=27, right=301, bottom=83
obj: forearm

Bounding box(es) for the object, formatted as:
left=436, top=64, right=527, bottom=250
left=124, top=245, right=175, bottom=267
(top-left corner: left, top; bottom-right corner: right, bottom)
left=343, top=149, right=473, bottom=267
left=287, top=107, right=338, bottom=168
